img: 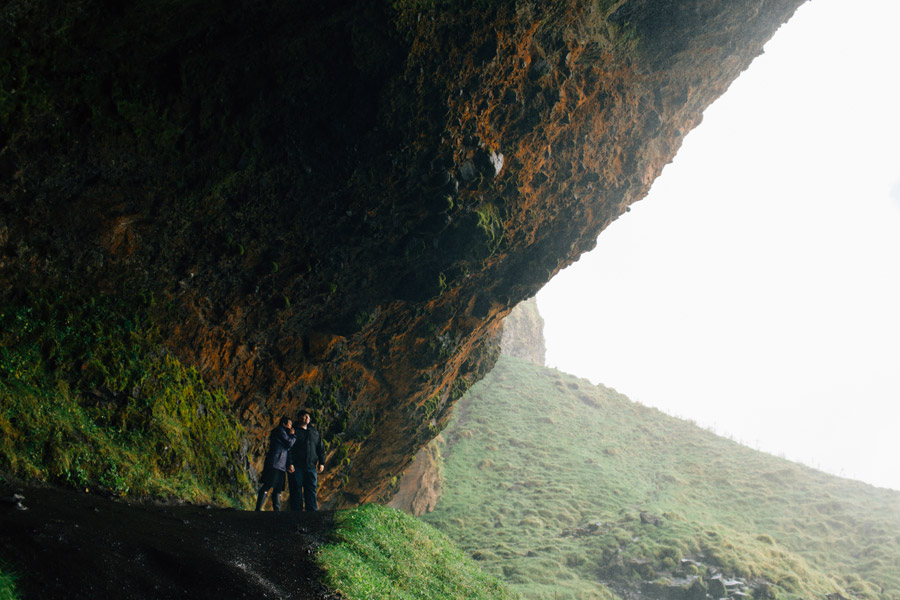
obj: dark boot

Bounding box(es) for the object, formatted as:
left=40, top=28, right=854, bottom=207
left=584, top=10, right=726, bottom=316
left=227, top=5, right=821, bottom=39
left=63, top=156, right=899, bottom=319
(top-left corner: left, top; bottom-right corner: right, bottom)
left=272, top=492, right=282, bottom=512
left=255, top=489, right=268, bottom=511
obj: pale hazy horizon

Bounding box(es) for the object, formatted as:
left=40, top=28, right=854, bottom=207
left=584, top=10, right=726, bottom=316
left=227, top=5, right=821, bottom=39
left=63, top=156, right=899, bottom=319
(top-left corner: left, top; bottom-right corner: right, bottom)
left=537, top=0, right=900, bottom=491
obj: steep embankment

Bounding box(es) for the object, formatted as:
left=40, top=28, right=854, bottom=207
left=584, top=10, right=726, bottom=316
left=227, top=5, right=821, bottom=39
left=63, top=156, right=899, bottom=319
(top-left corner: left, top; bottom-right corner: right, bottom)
left=0, top=0, right=805, bottom=505
left=423, top=356, right=900, bottom=600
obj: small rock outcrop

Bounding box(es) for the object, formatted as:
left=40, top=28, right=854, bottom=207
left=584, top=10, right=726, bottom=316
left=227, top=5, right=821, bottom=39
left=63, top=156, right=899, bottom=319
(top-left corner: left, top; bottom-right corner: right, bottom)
left=500, top=297, right=547, bottom=365
left=391, top=296, right=545, bottom=513
left=386, top=438, right=443, bottom=517
left=639, top=571, right=769, bottom=600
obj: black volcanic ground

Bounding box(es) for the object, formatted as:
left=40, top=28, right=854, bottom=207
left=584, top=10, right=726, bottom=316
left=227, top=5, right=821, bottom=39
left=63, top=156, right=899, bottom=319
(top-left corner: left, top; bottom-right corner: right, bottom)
left=0, top=483, right=338, bottom=599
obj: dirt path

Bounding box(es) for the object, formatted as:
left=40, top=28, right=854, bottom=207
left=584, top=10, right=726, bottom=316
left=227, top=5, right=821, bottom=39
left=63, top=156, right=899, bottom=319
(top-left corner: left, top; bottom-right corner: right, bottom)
left=0, top=483, right=340, bottom=599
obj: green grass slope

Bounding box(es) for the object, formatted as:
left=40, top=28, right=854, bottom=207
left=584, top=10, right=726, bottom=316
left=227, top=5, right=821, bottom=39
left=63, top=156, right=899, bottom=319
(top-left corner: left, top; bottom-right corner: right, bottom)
left=319, top=503, right=520, bottom=599
left=423, top=355, right=900, bottom=600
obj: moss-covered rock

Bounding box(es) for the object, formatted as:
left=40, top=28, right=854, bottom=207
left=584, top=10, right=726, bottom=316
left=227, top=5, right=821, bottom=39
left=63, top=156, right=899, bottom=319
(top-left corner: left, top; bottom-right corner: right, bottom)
left=0, top=289, right=251, bottom=505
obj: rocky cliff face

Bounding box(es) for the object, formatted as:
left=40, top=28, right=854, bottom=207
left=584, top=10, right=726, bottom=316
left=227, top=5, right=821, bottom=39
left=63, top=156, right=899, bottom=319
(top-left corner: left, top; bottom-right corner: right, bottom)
left=500, top=297, right=546, bottom=365
left=0, top=0, right=804, bottom=506
left=386, top=437, right=444, bottom=517
left=390, top=296, right=546, bottom=515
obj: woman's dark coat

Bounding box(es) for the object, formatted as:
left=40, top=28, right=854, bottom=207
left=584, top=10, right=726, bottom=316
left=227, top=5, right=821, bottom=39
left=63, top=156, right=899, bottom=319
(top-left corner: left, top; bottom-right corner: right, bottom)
left=263, top=425, right=296, bottom=471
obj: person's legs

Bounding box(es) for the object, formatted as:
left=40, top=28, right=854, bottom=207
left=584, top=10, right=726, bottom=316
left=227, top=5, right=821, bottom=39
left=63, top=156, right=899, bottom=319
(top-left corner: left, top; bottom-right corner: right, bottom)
left=271, top=469, right=287, bottom=511
left=254, top=484, right=269, bottom=511
left=255, top=467, right=284, bottom=511
left=255, top=466, right=274, bottom=511
left=302, top=468, right=318, bottom=511
left=287, top=471, right=303, bottom=511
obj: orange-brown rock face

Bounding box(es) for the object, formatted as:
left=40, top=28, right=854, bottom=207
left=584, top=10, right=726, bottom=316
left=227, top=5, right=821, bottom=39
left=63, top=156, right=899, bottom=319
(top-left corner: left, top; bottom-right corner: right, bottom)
left=0, top=0, right=803, bottom=506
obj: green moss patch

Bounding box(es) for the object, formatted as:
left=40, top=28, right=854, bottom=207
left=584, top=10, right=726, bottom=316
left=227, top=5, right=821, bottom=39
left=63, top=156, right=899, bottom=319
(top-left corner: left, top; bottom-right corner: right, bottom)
left=0, top=561, right=19, bottom=600
left=0, top=290, right=251, bottom=506
left=318, top=503, right=519, bottom=599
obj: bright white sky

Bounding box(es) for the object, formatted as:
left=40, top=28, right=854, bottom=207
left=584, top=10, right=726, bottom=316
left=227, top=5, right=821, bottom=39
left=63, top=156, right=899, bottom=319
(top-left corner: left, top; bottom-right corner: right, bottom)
left=537, top=0, right=900, bottom=491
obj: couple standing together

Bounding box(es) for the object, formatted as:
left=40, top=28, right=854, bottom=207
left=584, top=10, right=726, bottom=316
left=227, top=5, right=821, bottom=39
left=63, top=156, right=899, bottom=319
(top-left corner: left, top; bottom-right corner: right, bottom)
left=255, top=410, right=326, bottom=511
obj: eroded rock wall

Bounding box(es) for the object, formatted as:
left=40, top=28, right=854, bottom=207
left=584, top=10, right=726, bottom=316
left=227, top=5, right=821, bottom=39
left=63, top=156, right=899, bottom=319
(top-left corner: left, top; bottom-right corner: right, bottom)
left=0, top=0, right=804, bottom=505
left=386, top=437, right=443, bottom=517
left=391, top=296, right=546, bottom=515
left=500, top=297, right=546, bottom=365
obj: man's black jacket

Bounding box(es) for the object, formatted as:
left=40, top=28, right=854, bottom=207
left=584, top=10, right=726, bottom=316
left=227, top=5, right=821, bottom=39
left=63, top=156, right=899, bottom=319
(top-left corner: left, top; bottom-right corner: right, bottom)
left=287, top=426, right=326, bottom=470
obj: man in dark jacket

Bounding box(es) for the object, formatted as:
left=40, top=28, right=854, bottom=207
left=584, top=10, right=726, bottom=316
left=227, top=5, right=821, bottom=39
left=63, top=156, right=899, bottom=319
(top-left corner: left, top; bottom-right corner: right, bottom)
left=286, top=410, right=326, bottom=511
left=254, top=416, right=296, bottom=511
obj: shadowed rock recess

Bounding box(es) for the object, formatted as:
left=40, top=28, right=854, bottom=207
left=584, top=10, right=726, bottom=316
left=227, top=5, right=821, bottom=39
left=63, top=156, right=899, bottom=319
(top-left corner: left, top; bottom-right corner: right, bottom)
left=0, top=0, right=803, bottom=506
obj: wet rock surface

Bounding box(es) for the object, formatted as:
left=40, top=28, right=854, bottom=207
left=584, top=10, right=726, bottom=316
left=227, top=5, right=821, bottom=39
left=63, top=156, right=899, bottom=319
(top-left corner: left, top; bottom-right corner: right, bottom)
left=0, top=483, right=337, bottom=599
left=561, top=517, right=776, bottom=600
left=637, top=571, right=770, bottom=600
left=607, top=556, right=775, bottom=600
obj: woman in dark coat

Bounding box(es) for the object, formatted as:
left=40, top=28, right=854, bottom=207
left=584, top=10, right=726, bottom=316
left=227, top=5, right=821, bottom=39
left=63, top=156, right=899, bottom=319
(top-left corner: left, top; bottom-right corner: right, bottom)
left=254, top=416, right=296, bottom=511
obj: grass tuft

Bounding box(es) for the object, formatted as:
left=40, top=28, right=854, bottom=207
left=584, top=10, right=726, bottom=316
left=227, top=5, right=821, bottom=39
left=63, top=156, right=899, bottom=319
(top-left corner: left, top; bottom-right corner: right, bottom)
left=0, top=561, right=19, bottom=600
left=318, top=503, right=519, bottom=599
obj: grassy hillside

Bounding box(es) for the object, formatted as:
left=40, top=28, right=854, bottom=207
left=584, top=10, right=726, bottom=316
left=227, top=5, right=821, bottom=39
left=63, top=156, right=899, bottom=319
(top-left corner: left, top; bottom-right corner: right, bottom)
left=423, top=355, right=900, bottom=600
left=319, top=503, right=520, bottom=599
